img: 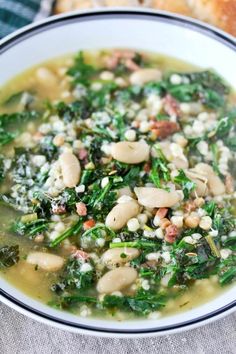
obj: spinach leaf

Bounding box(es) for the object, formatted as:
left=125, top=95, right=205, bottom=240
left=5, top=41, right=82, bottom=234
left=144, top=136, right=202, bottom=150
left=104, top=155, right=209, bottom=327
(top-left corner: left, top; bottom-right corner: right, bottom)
left=110, top=240, right=161, bottom=250
left=150, top=146, right=170, bottom=188
left=50, top=220, right=83, bottom=248
left=67, top=51, right=96, bottom=86
left=218, top=256, right=236, bottom=285
left=12, top=218, right=50, bottom=239
left=51, top=257, right=95, bottom=294
left=211, top=109, right=236, bottom=138
left=166, top=70, right=229, bottom=108
left=0, top=111, right=38, bottom=146
left=0, top=245, right=19, bottom=268
left=102, top=289, right=167, bottom=315
left=225, top=136, right=236, bottom=151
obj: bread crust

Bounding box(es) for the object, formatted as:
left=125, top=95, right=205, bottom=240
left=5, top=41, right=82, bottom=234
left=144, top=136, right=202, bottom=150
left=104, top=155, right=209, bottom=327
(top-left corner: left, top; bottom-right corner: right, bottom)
left=151, top=0, right=192, bottom=16
left=187, top=0, right=236, bottom=36
left=55, top=0, right=236, bottom=36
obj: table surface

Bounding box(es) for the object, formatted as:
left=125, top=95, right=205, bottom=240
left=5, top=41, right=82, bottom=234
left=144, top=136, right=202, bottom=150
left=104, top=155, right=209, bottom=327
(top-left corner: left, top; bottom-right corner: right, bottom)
left=0, top=303, right=235, bottom=354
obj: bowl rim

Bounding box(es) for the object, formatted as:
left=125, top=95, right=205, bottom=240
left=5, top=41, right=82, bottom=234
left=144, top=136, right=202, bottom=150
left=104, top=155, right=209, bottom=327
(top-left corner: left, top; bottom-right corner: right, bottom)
left=0, top=8, right=235, bottom=337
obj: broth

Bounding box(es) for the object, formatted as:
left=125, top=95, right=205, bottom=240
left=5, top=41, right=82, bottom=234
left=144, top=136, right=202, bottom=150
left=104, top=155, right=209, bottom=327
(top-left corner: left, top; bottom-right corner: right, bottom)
left=0, top=50, right=235, bottom=320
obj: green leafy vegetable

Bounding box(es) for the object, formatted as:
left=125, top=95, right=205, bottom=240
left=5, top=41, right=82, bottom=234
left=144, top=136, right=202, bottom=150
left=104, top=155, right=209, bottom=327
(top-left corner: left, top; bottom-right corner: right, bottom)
left=150, top=146, right=170, bottom=188
left=67, top=51, right=96, bottom=86
left=50, top=220, right=83, bottom=248
left=51, top=257, right=95, bottom=294
left=0, top=245, right=19, bottom=268
left=12, top=218, right=50, bottom=239
left=174, top=169, right=196, bottom=199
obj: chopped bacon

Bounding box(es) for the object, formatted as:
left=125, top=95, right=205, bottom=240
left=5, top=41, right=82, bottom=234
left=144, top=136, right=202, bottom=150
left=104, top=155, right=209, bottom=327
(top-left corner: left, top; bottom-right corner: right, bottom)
left=104, top=50, right=139, bottom=70
left=156, top=208, right=168, bottom=219
left=72, top=249, right=89, bottom=260
left=151, top=121, right=180, bottom=139
left=76, top=202, right=87, bottom=216
left=83, top=219, right=96, bottom=230
left=124, top=59, right=140, bottom=71
left=163, top=94, right=180, bottom=117
left=52, top=204, right=66, bottom=215
left=114, top=50, right=136, bottom=59
left=144, top=162, right=151, bottom=173
left=104, top=55, right=119, bottom=70
left=165, top=224, right=178, bottom=244
left=78, top=148, right=88, bottom=160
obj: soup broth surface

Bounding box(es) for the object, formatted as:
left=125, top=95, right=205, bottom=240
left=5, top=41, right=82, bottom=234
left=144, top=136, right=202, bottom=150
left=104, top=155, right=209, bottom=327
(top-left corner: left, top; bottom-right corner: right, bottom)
left=0, top=50, right=235, bottom=320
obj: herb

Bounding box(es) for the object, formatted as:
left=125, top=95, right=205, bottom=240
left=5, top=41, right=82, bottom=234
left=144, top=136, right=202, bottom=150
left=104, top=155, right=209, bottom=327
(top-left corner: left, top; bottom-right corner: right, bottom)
left=113, top=112, right=126, bottom=140
left=54, top=295, right=97, bottom=308
left=150, top=146, right=170, bottom=188
left=102, top=289, right=167, bottom=315
left=110, top=240, right=161, bottom=250
left=225, top=136, right=236, bottom=151
left=210, top=143, right=220, bottom=175
left=0, top=245, right=19, bottom=268
left=3, top=91, right=34, bottom=109
left=222, top=236, right=236, bottom=251
left=80, top=224, right=115, bottom=250
left=210, top=109, right=236, bottom=138
left=218, top=256, right=236, bottom=285
left=12, top=218, right=50, bottom=239
left=51, top=257, right=95, bottom=294
left=50, top=220, right=83, bottom=248
left=166, top=70, right=229, bottom=108
left=67, top=51, right=96, bottom=86
left=0, top=111, right=38, bottom=146
left=174, top=169, right=196, bottom=199
left=205, top=235, right=221, bottom=258
left=56, top=101, right=88, bottom=122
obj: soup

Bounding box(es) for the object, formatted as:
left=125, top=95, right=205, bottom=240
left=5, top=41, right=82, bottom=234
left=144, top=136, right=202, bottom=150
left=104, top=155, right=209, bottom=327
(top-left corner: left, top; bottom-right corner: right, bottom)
left=0, top=50, right=235, bottom=320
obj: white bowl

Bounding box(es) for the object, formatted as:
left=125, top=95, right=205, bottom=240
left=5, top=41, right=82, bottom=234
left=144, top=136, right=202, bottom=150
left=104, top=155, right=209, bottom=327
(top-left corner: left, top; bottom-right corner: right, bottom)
left=0, top=8, right=235, bottom=337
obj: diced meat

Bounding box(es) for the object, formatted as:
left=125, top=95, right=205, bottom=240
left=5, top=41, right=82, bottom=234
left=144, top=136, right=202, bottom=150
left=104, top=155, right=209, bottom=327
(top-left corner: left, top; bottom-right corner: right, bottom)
left=104, top=55, right=119, bottom=70
left=52, top=204, right=66, bottom=215
left=163, top=94, right=181, bottom=117
left=151, top=121, right=180, bottom=139
left=72, top=249, right=89, bottom=260
left=78, top=148, right=88, bottom=160
left=165, top=224, right=178, bottom=243
left=124, top=59, right=140, bottom=71
left=83, top=219, right=96, bottom=230
left=144, top=162, right=151, bottom=173
left=76, top=202, right=87, bottom=216
left=156, top=208, right=168, bottom=219
left=114, top=50, right=136, bottom=59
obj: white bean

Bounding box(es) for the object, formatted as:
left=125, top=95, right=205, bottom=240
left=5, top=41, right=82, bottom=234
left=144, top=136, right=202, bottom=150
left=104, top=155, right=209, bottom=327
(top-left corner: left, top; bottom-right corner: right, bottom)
left=185, top=170, right=208, bottom=197
left=101, top=248, right=140, bottom=269
left=36, top=67, right=58, bottom=87
left=105, top=200, right=140, bottom=230
left=129, top=68, right=162, bottom=86
left=111, top=140, right=150, bottom=164
left=194, top=163, right=225, bottom=196
left=116, top=186, right=133, bottom=198
left=97, top=267, right=138, bottom=293
left=27, top=252, right=64, bottom=272
left=153, top=142, right=188, bottom=169
left=134, top=187, right=180, bottom=208
left=59, top=152, right=81, bottom=188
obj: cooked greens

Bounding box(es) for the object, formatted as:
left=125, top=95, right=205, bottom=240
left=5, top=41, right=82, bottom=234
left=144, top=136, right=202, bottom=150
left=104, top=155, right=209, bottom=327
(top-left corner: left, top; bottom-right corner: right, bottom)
left=0, top=50, right=235, bottom=320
